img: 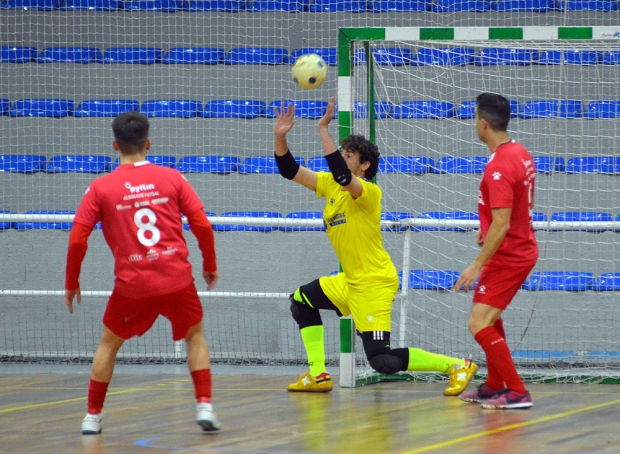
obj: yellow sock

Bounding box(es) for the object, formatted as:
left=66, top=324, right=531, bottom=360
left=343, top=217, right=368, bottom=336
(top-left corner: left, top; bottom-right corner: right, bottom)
left=300, top=326, right=326, bottom=377
left=406, top=348, right=464, bottom=373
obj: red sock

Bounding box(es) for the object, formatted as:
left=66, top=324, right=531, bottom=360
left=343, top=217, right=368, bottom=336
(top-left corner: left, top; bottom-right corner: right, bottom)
left=475, top=326, right=527, bottom=394
left=191, top=369, right=212, bottom=403
left=485, top=319, right=507, bottom=390
left=87, top=379, right=109, bottom=414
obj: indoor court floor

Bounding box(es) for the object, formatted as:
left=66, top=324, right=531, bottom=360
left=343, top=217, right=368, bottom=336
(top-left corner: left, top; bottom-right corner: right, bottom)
left=1, top=365, right=620, bottom=454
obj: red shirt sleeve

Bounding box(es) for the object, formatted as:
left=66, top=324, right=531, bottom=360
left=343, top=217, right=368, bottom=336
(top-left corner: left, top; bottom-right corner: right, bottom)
left=65, top=222, right=94, bottom=290
left=186, top=209, right=217, bottom=273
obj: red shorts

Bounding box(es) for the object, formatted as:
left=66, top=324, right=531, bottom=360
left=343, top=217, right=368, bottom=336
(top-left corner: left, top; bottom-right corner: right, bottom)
left=473, top=262, right=535, bottom=310
left=103, top=283, right=203, bottom=341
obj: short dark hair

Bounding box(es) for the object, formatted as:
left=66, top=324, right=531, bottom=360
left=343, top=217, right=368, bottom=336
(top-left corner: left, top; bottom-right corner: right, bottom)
left=341, top=134, right=380, bottom=181
left=112, top=112, right=150, bottom=154
left=476, top=92, right=511, bottom=132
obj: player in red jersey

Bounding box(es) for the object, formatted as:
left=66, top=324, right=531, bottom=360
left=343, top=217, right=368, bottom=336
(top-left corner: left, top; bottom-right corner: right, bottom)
left=455, top=93, right=538, bottom=410
left=64, top=112, right=222, bottom=434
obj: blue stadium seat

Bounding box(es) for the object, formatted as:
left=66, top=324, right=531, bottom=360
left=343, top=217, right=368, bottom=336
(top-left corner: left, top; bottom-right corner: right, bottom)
left=391, top=101, right=455, bottom=119
left=0, top=46, right=38, bottom=62
left=73, top=100, right=139, bottom=117
left=8, top=99, right=74, bottom=117
left=407, top=270, right=460, bottom=290
left=532, top=212, right=547, bottom=222
left=265, top=100, right=328, bottom=119
left=0, top=211, right=16, bottom=230
left=601, top=50, right=620, bottom=65
left=0, top=99, right=9, bottom=115
left=201, top=100, right=266, bottom=118
left=162, top=48, right=225, bottom=64
left=307, top=156, right=329, bottom=172
left=280, top=211, right=325, bottom=231
left=584, top=100, right=620, bottom=119
left=563, top=49, right=599, bottom=65
left=1, top=0, right=58, bottom=8
left=522, top=271, right=594, bottom=291
left=381, top=211, right=415, bottom=232
left=379, top=156, right=433, bottom=174
left=415, top=211, right=479, bottom=231
left=492, top=0, right=552, bottom=10
left=518, top=100, right=560, bottom=118
left=140, top=100, right=202, bottom=118
left=353, top=48, right=413, bottom=66
left=213, top=211, right=283, bottom=232
left=14, top=210, right=75, bottom=230
left=36, top=47, right=102, bottom=64
left=457, top=101, right=476, bottom=119
left=238, top=155, right=305, bottom=174
left=353, top=101, right=392, bottom=119
left=246, top=0, right=304, bottom=11
left=61, top=0, right=119, bottom=9
left=411, top=47, right=475, bottom=66
left=475, top=48, right=538, bottom=66
left=175, top=156, right=240, bottom=174
left=183, top=211, right=217, bottom=230
left=554, top=0, right=617, bottom=10
left=225, top=48, right=288, bottom=65
left=565, top=156, right=619, bottom=174
left=121, top=0, right=184, bottom=10
left=550, top=211, right=614, bottom=232
left=185, top=0, right=245, bottom=10
left=290, top=48, right=337, bottom=66
left=431, top=0, right=490, bottom=11
left=45, top=155, right=111, bottom=173
left=370, top=0, right=428, bottom=10
left=308, top=0, right=368, bottom=11
left=533, top=156, right=565, bottom=173
left=512, top=350, right=577, bottom=360
left=559, top=100, right=583, bottom=118
left=434, top=156, right=487, bottom=173
left=536, top=50, right=562, bottom=65
left=112, top=155, right=177, bottom=170
left=592, top=273, right=620, bottom=291
left=100, top=48, right=163, bottom=64
left=0, top=154, right=47, bottom=173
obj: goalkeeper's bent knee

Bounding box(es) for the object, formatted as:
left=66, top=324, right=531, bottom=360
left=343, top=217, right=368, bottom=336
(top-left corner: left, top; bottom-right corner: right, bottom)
left=289, top=288, right=322, bottom=329
left=368, top=354, right=403, bottom=375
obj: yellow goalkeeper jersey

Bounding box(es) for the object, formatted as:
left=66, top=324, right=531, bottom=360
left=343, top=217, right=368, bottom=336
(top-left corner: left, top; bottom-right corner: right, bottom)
left=316, top=171, right=398, bottom=287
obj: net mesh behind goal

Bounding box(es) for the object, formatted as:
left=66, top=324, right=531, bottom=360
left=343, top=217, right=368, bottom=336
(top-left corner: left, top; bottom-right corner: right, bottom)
left=340, top=27, right=620, bottom=385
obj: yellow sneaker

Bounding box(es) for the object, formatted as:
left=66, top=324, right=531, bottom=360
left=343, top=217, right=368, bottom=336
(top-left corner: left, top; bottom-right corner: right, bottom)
left=287, top=372, right=333, bottom=393
left=443, top=359, right=478, bottom=396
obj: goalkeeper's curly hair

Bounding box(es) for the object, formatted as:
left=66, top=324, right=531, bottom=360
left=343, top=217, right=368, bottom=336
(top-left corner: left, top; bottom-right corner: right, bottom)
left=341, top=134, right=380, bottom=181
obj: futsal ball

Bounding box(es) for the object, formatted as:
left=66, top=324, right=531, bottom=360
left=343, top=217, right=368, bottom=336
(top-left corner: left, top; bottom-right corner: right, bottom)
left=291, top=53, right=327, bottom=90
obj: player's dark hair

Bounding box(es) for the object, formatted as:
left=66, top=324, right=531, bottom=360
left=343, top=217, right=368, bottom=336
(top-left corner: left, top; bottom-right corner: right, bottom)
left=112, top=111, right=150, bottom=155
left=341, top=134, right=380, bottom=181
left=476, top=92, right=511, bottom=132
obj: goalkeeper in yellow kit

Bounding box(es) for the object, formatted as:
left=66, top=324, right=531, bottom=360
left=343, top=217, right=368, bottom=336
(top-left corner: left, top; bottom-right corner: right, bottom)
left=274, top=97, right=477, bottom=394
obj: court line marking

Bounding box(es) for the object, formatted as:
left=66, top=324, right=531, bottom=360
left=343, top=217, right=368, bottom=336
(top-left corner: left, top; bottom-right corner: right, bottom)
left=402, top=397, right=620, bottom=454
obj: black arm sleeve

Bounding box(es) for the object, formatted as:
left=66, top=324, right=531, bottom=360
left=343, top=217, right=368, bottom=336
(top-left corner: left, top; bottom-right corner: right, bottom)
left=275, top=150, right=300, bottom=180
left=325, top=150, right=352, bottom=186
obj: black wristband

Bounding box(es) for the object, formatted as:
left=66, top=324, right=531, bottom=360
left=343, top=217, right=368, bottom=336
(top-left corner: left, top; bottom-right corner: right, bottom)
left=275, top=150, right=300, bottom=180
left=325, top=150, right=352, bottom=186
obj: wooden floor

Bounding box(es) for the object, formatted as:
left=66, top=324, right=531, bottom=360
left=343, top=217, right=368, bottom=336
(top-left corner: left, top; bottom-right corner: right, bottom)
left=2, top=370, right=620, bottom=454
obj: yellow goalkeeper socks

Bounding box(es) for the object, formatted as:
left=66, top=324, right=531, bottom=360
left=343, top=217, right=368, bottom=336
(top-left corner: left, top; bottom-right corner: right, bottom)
left=407, top=348, right=465, bottom=373
left=300, top=325, right=326, bottom=377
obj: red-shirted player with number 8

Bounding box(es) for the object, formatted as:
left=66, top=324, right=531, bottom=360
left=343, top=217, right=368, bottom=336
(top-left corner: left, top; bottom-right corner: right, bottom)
left=455, top=93, right=538, bottom=410
left=64, top=112, right=222, bottom=434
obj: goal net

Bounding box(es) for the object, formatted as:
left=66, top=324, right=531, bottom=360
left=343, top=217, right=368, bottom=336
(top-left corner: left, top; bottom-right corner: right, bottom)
left=339, top=26, right=620, bottom=386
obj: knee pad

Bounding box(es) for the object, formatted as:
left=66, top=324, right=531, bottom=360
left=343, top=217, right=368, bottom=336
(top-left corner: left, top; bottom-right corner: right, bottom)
left=368, top=354, right=403, bottom=375
left=289, top=288, right=322, bottom=329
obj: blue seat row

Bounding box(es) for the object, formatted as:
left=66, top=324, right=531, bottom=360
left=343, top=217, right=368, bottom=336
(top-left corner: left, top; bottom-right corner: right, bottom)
left=4, top=154, right=620, bottom=175
left=1, top=0, right=617, bottom=11
left=3, top=99, right=620, bottom=119
left=522, top=272, right=620, bottom=291
left=0, top=46, right=338, bottom=65
left=4, top=46, right=620, bottom=66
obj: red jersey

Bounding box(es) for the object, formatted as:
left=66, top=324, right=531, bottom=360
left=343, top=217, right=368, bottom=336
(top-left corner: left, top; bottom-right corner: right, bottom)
left=73, top=161, right=204, bottom=298
left=478, top=140, right=538, bottom=265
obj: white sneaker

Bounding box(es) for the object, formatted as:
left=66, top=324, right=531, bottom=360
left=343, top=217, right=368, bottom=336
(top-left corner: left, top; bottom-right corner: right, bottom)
left=196, top=403, right=221, bottom=431
left=81, top=413, right=103, bottom=435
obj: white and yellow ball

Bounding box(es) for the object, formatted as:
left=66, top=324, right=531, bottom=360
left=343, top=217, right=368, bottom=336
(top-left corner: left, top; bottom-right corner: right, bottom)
left=291, top=53, right=327, bottom=90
